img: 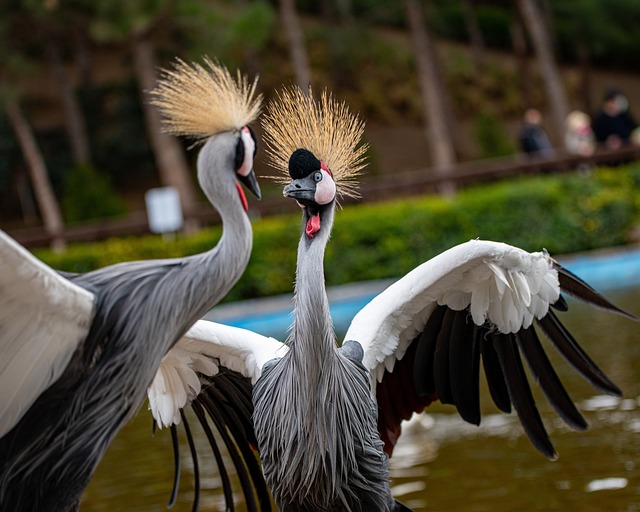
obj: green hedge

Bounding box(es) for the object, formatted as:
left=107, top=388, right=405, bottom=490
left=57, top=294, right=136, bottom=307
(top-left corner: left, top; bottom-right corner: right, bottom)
left=35, top=163, right=640, bottom=302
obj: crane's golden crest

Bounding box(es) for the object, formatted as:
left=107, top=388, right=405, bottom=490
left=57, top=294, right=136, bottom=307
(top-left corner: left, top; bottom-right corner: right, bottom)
left=262, top=86, right=368, bottom=199
left=150, top=57, right=262, bottom=141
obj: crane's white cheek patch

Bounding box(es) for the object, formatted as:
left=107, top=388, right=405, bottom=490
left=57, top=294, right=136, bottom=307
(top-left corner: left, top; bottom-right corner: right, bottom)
left=314, top=172, right=336, bottom=205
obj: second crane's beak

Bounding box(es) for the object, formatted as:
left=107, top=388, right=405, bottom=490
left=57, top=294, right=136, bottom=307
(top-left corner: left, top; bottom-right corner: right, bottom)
left=238, top=169, right=262, bottom=199
left=283, top=178, right=316, bottom=204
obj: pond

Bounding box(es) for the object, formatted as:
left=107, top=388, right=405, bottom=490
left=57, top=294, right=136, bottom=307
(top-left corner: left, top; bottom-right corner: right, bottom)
left=80, top=253, right=640, bottom=512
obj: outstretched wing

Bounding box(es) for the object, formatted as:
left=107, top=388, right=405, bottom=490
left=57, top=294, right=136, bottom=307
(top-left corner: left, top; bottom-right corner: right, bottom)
left=148, top=320, right=287, bottom=511
left=0, top=230, right=95, bottom=438
left=344, top=239, right=634, bottom=459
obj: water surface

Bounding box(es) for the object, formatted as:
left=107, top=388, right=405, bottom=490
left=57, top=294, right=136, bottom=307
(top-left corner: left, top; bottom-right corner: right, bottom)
left=81, top=289, right=640, bottom=511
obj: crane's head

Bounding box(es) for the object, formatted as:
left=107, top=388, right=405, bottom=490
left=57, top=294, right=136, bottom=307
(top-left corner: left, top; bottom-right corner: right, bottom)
left=283, top=148, right=336, bottom=238
left=151, top=57, right=263, bottom=210
left=262, top=86, right=368, bottom=237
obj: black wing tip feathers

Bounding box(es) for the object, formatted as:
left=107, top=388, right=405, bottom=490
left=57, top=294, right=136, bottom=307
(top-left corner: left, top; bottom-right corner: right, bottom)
left=167, top=424, right=181, bottom=509
left=408, top=261, right=628, bottom=460
left=516, top=327, right=589, bottom=431
left=537, top=311, right=622, bottom=397
left=163, top=369, right=270, bottom=512
left=492, top=332, right=559, bottom=459
left=555, top=264, right=638, bottom=321
left=551, top=294, right=569, bottom=312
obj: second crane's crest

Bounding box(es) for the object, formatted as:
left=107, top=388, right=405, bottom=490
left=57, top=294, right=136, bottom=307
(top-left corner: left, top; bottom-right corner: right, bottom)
left=151, top=57, right=262, bottom=142
left=262, top=86, right=368, bottom=199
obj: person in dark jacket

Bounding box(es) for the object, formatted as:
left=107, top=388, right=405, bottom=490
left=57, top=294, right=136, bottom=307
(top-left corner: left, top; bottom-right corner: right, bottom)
left=519, top=108, right=553, bottom=157
left=592, top=89, right=638, bottom=149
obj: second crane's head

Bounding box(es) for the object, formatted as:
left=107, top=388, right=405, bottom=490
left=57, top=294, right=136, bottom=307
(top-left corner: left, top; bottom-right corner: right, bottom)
left=151, top=57, right=263, bottom=213
left=263, top=86, right=368, bottom=239
left=283, top=148, right=336, bottom=238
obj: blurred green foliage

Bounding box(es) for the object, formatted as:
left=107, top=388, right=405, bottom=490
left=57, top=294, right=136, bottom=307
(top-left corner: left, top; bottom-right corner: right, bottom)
left=79, top=81, right=158, bottom=187
left=473, top=111, right=516, bottom=158
left=61, top=164, right=127, bottom=222
left=35, top=163, right=640, bottom=302
left=428, top=2, right=513, bottom=49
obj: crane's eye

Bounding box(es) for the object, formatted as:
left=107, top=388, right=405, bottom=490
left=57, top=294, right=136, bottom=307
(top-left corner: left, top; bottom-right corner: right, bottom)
left=234, top=137, right=245, bottom=172
left=235, top=126, right=256, bottom=177
left=247, top=125, right=258, bottom=157
left=313, top=171, right=323, bottom=183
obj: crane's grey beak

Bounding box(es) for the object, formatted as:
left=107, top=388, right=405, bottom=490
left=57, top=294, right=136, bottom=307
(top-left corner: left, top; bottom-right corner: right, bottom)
left=238, top=169, right=261, bottom=199
left=283, top=179, right=316, bottom=203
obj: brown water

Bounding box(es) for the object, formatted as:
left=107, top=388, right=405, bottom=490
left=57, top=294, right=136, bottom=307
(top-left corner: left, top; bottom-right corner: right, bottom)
left=80, top=290, right=640, bottom=511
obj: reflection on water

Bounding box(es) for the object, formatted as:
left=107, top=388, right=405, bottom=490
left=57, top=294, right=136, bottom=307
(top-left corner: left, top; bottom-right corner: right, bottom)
left=81, top=290, right=640, bottom=511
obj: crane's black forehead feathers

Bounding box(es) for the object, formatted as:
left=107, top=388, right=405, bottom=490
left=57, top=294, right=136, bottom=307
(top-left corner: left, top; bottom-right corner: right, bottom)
left=289, top=148, right=321, bottom=179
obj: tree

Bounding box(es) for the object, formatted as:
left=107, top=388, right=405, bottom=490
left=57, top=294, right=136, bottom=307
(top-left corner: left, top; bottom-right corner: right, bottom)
left=279, top=0, right=312, bottom=90
left=551, top=0, right=640, bottom=114
left=45, top=37, right=93, bottom=167
left=131, top=32, right=198, bottom=228
left=516, top=0, right=570, bottom=139
left=510, top=9, right=534, bottom=111
left=406, top=0, right=456, bottom=193
left=89, top=0, right=199, bottom=228
left=220, top=1, right=276, bottom=78
left=5, top=99, right=65, bottom=250
left=461, top=0, right=486, bottom=71
left=16, top=0, right=95, bottom=168
left=0, top=4, right=66, bottom=248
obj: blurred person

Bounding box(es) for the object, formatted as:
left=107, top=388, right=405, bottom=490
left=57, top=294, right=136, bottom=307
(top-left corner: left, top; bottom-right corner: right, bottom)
left=564, top=110, right=595, bottom=156
left=592, top=88, right=638, bottom=149
left=519, top=108, right=554, bottom=157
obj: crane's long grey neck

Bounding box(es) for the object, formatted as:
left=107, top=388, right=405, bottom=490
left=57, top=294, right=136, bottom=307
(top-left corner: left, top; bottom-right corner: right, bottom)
left=255, top=200, right=395, bottom=510
left=186, top=136, right=253, bottom=321
left=198, top=196, right=252, bottom=308
left=289, top=205, right=336, bottom=370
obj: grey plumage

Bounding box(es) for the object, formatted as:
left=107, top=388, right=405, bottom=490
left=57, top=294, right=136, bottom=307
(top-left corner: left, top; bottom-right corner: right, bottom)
left=0, top=131, right=257, bottom=511
left=179, top=89, right=632, bottom=512
left=253, top=202, right=394, bottom=512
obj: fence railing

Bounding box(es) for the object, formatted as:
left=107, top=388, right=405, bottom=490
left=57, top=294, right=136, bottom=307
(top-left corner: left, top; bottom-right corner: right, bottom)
left=6, top=145, right=640, bottom=249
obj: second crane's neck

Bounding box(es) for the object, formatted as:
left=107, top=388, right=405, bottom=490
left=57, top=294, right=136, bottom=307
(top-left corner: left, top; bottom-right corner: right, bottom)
left=289, top=204, right=336, bottom=363
left=190, top=135, right=253, bottom=315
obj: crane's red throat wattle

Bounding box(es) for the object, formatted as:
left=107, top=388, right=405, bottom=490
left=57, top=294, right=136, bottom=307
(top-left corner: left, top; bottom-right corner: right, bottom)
left=306, top=213, right=321, bottom=238
left=236, top=182, right=249, bottom=212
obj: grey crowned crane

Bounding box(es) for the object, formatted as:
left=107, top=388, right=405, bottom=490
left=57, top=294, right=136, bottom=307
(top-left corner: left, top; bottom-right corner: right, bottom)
left=0, top=58, right=262, bottom=512
left=150, top=87, right=636, bottom=512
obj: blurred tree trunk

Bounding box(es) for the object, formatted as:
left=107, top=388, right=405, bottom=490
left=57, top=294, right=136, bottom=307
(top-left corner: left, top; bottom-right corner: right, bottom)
left=279, top=0, right=312, bottom=90
left=405, top=0, right=456, bottom=193
left=516, top=0, right=569, bottom=138
left=538, top=0, right=556, bottom=50
left=510, top=13, right=533, bottom=110
left=461, top=0, right=485, bottom=71
left=320, top=0, right=333, bottom=21
left=132, top=33, right=199, bottom=230
left=321, top=0, right=354, bottom=88
left=16, top=169, right=38, bottom=226
left=335, top=0, right=353, bottom=23
left=73, top=25, right=93, bottom=86
left=5, top=100, right=65, bottom=250
left=577, top=43, right=592, bottom=114
left=323, top=0, right=353, bottom=24
left=46, top=35, right=92, bottom=167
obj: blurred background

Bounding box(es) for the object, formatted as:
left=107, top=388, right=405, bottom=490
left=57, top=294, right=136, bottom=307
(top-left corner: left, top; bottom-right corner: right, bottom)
left=2, top=1, right=640, bottom=510
left=2, top=0, right=640, bottom=248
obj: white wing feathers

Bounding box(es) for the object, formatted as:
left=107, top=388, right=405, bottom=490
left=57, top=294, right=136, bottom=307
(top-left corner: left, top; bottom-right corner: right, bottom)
left=0, top=230, right=95, bottom=438
left=345, top=240, right=560, bottom=379
left=148, top=320, right=286, bottom=428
